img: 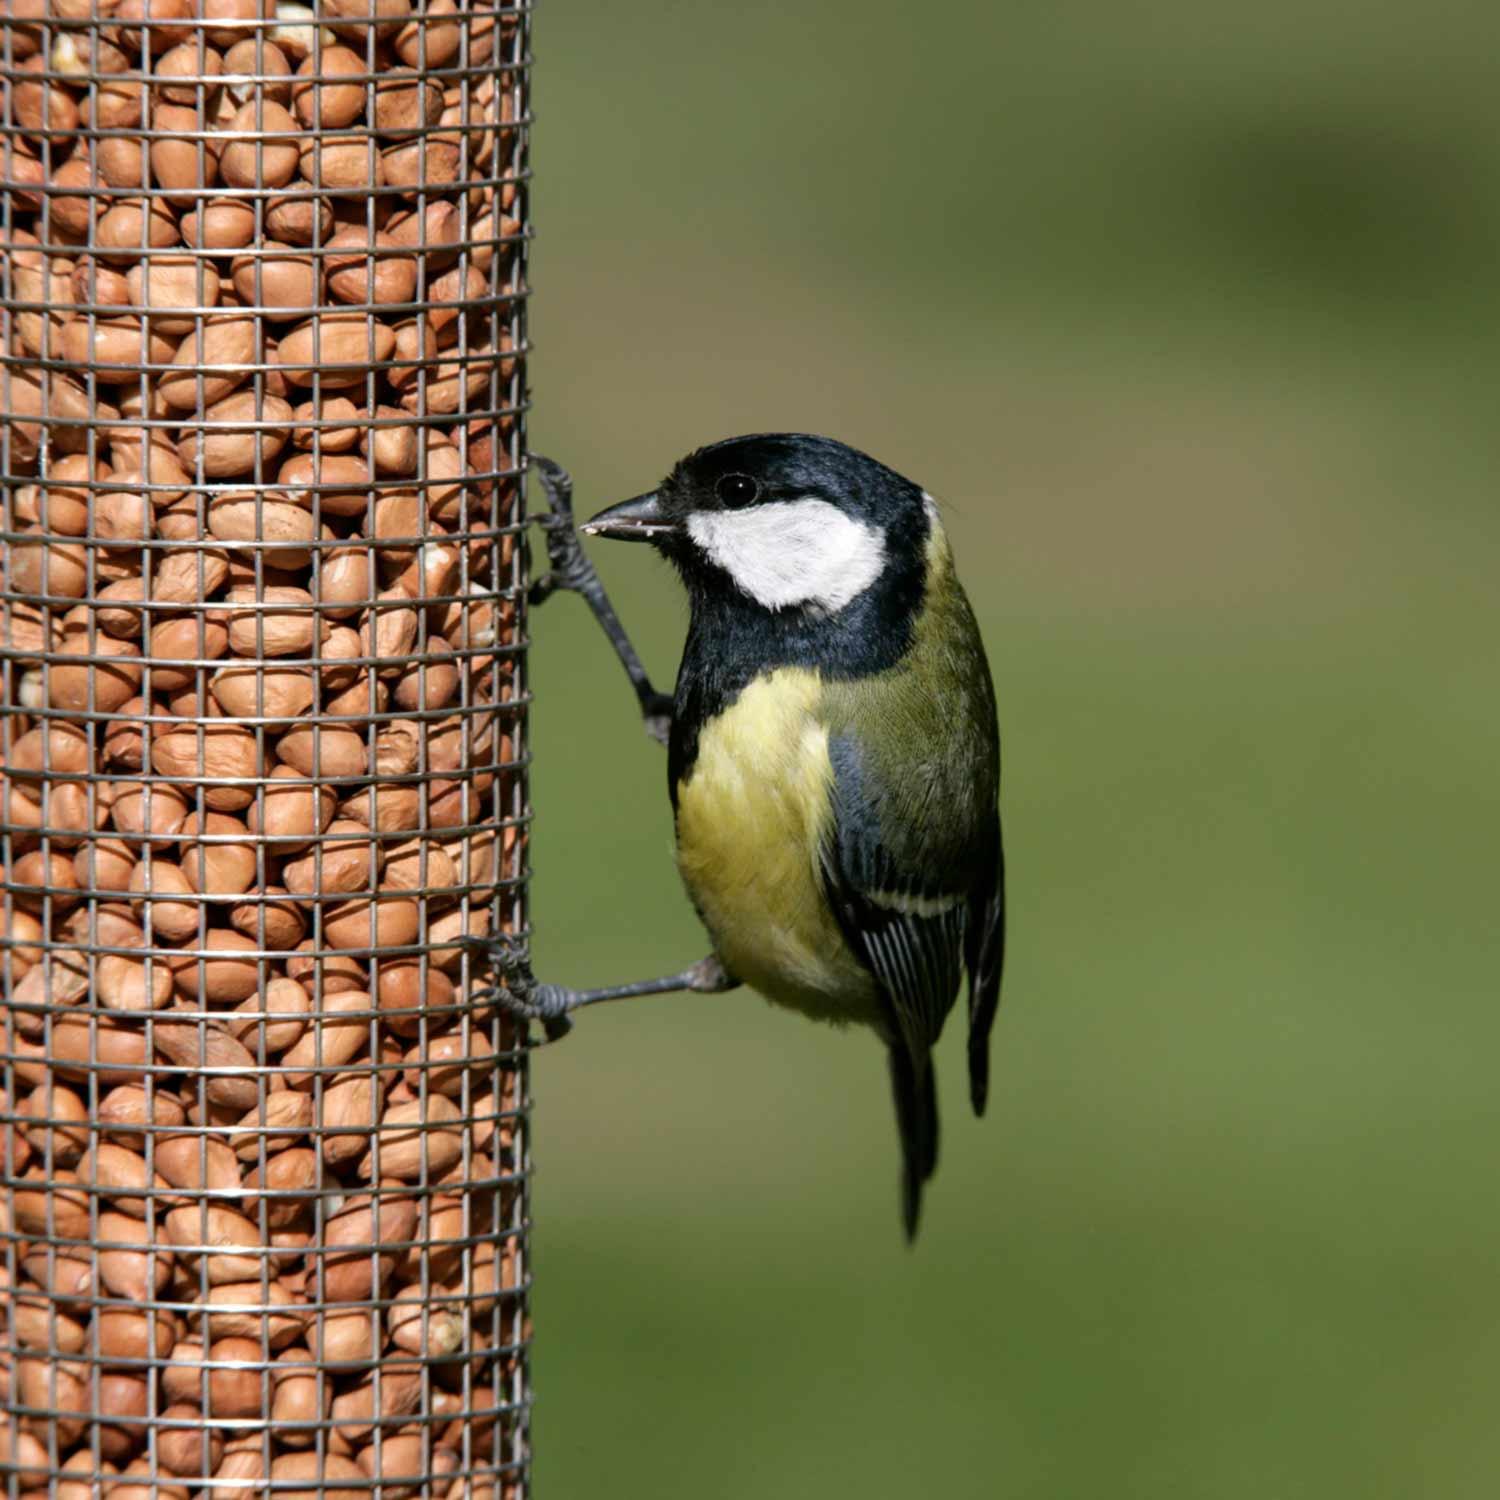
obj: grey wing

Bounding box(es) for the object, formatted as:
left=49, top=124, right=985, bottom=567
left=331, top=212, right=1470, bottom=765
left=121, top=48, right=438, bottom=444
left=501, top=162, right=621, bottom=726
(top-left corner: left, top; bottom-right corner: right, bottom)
left=819, top=734, right=974, bottom=1061
left=819, top=732, right=980, bottom=1238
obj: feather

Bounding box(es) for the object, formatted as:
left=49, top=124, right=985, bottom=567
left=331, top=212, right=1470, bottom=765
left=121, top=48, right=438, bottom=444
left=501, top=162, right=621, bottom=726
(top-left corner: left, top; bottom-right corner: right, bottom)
left=888, top=1043, right=939, bottom=1241
left=819, top=725, right=997, bottom=1237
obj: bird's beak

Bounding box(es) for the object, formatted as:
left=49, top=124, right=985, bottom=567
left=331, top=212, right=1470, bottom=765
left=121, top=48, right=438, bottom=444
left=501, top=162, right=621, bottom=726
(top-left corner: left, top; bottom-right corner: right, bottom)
left=580, top=490, right=677, bottom=542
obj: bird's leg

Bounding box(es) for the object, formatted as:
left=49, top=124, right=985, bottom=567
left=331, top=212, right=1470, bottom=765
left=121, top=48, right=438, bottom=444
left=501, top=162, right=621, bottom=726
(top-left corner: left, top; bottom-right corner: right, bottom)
left=507, top=456, right=695, bottom=1043
left=527, top=453, right=674, bottom=746
left=468, top=936, right=738, bottom=1044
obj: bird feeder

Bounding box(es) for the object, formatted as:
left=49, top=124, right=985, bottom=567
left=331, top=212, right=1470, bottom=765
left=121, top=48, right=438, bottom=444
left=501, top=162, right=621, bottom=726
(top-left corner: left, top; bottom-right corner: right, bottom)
left=0, top=0, right=533, bottom=1493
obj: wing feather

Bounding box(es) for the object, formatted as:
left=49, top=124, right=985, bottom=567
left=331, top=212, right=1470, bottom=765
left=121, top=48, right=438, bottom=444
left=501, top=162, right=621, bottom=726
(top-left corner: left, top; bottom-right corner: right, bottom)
left=819, top=733, right=982, bottom=1236
left=816, top=561, right=1005, bottom=1229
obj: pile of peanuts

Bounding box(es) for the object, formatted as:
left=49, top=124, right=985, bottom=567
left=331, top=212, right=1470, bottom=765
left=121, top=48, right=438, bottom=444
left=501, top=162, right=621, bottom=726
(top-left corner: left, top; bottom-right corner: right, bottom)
left=0, top=0, right=531, bottom=1494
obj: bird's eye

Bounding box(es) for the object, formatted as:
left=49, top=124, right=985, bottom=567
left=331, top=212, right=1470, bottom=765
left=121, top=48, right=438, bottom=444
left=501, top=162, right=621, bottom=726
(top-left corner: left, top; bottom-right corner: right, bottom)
left=715, top=473, right=759, bottom=509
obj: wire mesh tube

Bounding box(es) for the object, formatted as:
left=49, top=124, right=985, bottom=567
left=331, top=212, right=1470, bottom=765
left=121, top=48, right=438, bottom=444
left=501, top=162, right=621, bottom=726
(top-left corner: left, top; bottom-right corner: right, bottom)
left=0, top=1, right=532, bottom=1494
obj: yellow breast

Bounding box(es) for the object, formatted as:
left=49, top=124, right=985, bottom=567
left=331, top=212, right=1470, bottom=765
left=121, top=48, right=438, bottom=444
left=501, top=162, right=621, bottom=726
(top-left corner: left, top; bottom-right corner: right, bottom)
left=674, top=669, right=879, bottom=1026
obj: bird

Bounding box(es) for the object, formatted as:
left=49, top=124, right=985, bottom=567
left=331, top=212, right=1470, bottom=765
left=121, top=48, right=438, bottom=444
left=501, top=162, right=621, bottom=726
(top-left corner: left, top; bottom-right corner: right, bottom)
left=496, top=435, right=1006, bottom=1239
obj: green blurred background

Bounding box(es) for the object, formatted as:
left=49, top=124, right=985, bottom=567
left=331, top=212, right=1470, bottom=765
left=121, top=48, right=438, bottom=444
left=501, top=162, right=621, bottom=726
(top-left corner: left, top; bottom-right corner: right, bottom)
left=523, top=3, right=1499, bottom=1496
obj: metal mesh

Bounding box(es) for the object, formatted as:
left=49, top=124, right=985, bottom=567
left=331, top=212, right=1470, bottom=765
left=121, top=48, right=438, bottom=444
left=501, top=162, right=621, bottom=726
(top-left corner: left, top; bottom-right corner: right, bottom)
left=0, top=1, right=532, bottom=1494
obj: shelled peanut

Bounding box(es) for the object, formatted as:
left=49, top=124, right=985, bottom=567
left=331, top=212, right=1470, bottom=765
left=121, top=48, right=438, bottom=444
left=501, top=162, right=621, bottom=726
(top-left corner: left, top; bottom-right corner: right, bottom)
left=1, top=1046, right=530, bottom=1492
left=0, top=0, right=522, bottom=440
left=0, top=833, right=530, bottom=1496
left=2, top=0, right=530, bottom=1491
left=1, top=1058, right=528, bottom=1478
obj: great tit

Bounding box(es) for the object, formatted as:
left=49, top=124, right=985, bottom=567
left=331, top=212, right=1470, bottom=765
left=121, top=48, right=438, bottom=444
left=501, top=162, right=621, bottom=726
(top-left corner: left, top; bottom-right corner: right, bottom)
left=497, top=435, right=1006, bottom=1238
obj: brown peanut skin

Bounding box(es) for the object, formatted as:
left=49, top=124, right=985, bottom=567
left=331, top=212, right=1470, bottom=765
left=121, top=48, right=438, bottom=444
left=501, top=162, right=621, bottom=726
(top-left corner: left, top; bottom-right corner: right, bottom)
left=1, top=3, right=526, bottom=1488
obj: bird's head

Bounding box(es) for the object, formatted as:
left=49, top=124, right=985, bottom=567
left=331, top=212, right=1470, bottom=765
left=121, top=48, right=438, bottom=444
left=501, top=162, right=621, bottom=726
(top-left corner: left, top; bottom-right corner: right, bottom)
left=582, top=433, right=932, bottom=616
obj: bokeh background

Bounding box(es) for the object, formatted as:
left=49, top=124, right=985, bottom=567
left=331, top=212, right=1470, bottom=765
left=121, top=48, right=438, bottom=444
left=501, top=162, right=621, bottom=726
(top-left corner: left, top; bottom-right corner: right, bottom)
left=523, top=3, right=1499, bottom=1496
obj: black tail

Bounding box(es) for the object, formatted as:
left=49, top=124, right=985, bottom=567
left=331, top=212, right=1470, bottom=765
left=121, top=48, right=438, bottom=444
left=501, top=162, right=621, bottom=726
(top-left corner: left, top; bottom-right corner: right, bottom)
left=966, top=825, right=1006, bottom=1117
left=888, top=1045, right=940, bottom=1242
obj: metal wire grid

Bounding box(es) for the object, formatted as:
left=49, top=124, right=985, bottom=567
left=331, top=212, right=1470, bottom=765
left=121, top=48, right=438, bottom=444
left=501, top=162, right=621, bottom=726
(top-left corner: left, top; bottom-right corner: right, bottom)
left=0, top=1, right=532, bottom=1494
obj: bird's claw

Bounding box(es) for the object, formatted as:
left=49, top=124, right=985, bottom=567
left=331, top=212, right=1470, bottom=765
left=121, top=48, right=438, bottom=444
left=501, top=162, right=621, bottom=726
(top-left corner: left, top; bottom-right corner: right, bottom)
left=464, top=934, right=575, bottom=1043
left=524, top=451, right=675, bottom=748
left=527, top=458, right=596, bottom=601
left=527, top=453, right=576, bottom=516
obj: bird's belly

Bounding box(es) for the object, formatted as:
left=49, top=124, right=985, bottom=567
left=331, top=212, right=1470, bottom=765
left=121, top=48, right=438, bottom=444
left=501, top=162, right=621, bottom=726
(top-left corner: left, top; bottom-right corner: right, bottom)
left=674, top=673, right=879, bottom=1026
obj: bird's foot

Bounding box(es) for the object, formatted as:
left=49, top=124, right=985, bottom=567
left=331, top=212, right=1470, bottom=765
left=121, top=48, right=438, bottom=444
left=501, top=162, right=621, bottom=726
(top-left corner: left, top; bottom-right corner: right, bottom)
left=525, top=452, right=674, bottom=747
left=466, top=940, right=739, bottom=1041
left=465, top=934, right=576, bottom=1044
left=528, top=455, right=599, bottom=600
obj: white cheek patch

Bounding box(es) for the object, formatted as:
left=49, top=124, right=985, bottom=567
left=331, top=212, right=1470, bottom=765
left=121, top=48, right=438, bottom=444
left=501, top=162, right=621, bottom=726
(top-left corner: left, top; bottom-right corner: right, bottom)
left=685, top=498, right=886, bottom=613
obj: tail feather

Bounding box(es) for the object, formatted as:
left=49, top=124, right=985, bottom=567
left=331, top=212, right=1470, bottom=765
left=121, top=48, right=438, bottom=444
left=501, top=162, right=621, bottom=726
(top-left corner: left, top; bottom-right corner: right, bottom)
left=888, top=1045, right=940, bottom=1242
left=966, top=830, right=1006, bottom=1118
left=968, top=1036, right=992, bottom=1119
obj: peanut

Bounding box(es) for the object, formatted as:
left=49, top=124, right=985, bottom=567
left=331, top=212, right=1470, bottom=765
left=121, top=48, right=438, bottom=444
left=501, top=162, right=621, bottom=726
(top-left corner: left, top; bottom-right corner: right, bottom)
left=2, top=13, right=527, bottom=1484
